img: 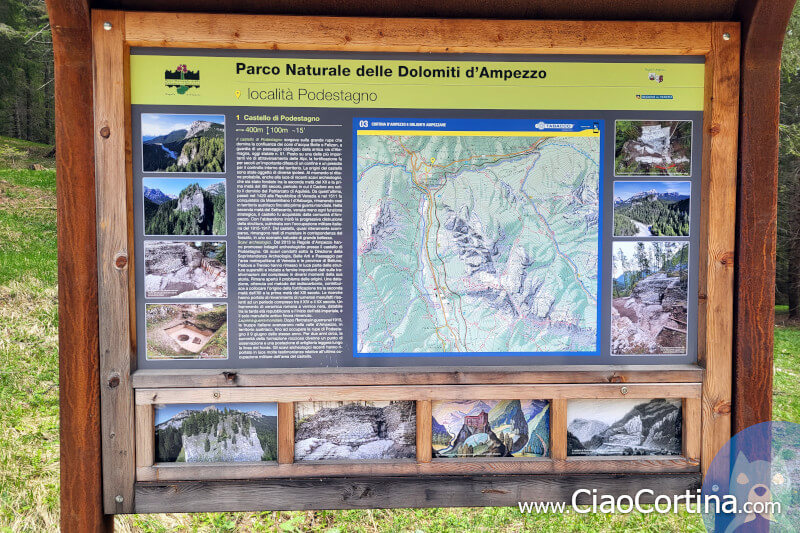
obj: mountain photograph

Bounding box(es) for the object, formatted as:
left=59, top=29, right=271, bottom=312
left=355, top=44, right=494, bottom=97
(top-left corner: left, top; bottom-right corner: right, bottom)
left=155, top=403, right=277, bottom=463
left=615, top=120, right=692, bottom=176
left=294, top=401, right=416, bottom=460
left=145, top=303, right=227, bottom=360
left=612, top=241, right=689, bottom=355
left=142, top=178, right=226, bottom=236
left=431, top=399, right=550, bottom=458
left=141, top=113, right=225, bottom=172
left=613, top=181, right=691, bottom=237
left=567, top=399, right=682, bottom=456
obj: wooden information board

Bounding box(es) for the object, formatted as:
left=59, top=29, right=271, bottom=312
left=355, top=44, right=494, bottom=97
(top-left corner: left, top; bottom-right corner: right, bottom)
left=90, top=11, right=739, bottom=514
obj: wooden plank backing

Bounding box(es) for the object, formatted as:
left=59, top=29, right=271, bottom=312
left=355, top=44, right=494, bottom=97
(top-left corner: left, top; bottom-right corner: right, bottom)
left=277, top=403, right=294, bottom=464
left=134, top=473, right=701, bottom=512
left=683, top=398, right=701, bottom=464
left=92, top=9, right=136, bottom=514
left=416, top=401, right=432, bottom=463
left=550, top=399, right=567, bottom=461
left=136, top=383, right=701, bottom=405
left=699, top=22, right=740, bottom=477
left=122, top=13, right=713, bottom=55
left=135, top=404, right=154, bottom=468
left=131, top=365, right=704, bottom=388
left=136, top=456, right=698, bottom=482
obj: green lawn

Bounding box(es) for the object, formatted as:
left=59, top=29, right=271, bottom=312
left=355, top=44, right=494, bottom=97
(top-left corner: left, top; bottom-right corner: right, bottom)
left=0, top=137, right=796, bottom=531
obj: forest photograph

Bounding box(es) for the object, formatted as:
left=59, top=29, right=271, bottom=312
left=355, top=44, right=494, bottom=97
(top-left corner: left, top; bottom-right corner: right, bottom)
left=155, top=403, right=278, bottom=463
left=143, top=177, right=226, bottom=236
left=612, top=241, right=689, bottom=355
left=141, top=113, right=225, bottom=173
left=613, top=181, right=691, bottom=237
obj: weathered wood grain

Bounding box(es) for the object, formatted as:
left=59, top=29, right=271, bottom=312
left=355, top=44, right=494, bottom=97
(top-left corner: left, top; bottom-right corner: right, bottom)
left=135, top=384, right=701, bottom=405
left=416, top=400, right=432, bottom=463
left=734, top=0, right=795, bottom=441
left=277, top=403, right=294, bottom=464
left=683, top=398, right=701, bottom=464
left=130, top=365, right=704, bottom=388
left=48, top=0, right=111, bottom=530
left=550, top=399, right=567, bottom=461
left=698, top=22, right=740, bottom=477
left=134, top=473, right=701, bottom=512
left=135, top=404, right=154, bottom=468
left=122, top=13, right=713, bottom=54
left=136, top=456, right=698, bottom=482
left=92, top=9, right=136, bottom=514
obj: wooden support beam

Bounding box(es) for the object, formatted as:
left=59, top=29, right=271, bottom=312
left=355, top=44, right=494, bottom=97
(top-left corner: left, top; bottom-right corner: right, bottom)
left=92, top=9, right=136, bottom=514
left=135, top=474, right=702, bottom=513
left=734, top=0, right=796, bottom=441
left=277, top=403, right=294, bottom=464
left=48, top=0, right=111, bottom=530
left=416, top=401, right=432, bottom=463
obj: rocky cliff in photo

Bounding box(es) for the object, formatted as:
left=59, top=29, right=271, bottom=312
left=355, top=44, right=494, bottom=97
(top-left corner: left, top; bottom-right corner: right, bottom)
left=143, top=119, right=225, bottom=173
left=156, top=405, right=277, bottom=463
left=294, top=401, right=416, bottom=460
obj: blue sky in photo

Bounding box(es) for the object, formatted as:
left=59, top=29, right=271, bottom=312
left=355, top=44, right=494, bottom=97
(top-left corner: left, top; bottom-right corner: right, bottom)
left=141, top=113, right=225, bottom=138
left=142, top=177, right=223, bottom=197
left=154, top=402, right=278, bottom=424
left=612, top=241, right=688, bottom=278
left=613, top=180, right=691, bottom=201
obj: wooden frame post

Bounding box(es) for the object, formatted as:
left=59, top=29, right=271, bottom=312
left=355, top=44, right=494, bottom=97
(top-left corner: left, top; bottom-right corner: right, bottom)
left=48, top=0, right=112, bottom=531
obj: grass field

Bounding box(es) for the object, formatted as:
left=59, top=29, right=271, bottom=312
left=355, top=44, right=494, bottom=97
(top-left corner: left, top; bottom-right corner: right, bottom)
left=0, top=137, right=797, bottom=531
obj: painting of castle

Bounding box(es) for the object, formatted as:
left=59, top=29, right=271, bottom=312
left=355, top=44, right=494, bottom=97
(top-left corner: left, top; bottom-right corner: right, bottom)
left=432, top=400, right=550, bottom=458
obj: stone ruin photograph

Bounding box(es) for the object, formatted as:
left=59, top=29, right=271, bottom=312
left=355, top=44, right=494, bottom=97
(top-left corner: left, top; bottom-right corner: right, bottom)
left=567, top=398, right=682, bottom=456
left=145, top=303, right=228, bottom=360
left=144, top=241, right=227, bottom=298
left=431, top=400, right=550, bottom=458
left=614, top=120, right=692, bottom=176
left=155, top=403, right=278, bottom=463
left=612, top=241, right=688, bottom=355
left=294, top=401, right=416, bottom=461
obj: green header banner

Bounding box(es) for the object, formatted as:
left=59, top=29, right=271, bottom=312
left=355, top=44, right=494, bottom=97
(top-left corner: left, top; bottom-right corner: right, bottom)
left=130, top=54, right=705, bottom=111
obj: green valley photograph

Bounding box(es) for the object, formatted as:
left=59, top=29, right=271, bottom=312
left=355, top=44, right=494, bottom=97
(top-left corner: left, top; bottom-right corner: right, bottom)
left=613, top=181, right=691, bottom=237
left=141, top=113, right=225, bottom=173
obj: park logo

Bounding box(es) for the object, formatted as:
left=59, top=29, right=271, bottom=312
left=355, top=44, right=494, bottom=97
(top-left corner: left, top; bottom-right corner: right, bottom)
left=164, top=64, right=200, bottom=95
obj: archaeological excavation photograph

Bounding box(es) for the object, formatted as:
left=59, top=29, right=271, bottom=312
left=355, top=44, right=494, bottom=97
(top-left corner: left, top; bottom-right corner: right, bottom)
left=611, top=241, right=688, bottom=355
left=144, top=241, right=227, bottom=298
left=567, top=398, right=682, bottom=456
left=431, top=400, right=550, bottom=458
left=294, top=401, right=416, bottom=461
left=145, top=303, right=228, bottom=360
left=614, top=120, right=692, bottom=176
left=155, top=403, right=277, bottom=463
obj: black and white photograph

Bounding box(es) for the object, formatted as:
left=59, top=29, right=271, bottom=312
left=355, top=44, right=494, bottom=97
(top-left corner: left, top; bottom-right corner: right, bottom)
left=567, top=398, right=682, bottom=456
left=294, top=401, right=416, bottom=461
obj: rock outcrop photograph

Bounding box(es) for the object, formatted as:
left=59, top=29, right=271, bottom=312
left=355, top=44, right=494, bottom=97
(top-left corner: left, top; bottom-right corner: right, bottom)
left=612, top=241, right=688, bottom=355
left=144, top=241, right=226, bottom=298
left=567, top=399, right=682, bottom=456
left=294, top=401, right=416, bottom=460
left=143, top=178, right=226, bottom=236
left=614, top=120, right=691, bottom=176
left=155, top=403, right=277, bottom=463
left=431, top=399, right=550, bottom=458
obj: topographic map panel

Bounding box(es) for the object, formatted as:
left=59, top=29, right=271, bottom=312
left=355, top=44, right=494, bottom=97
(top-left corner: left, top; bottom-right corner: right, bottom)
left=356, top=131, right=600, bottom=354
